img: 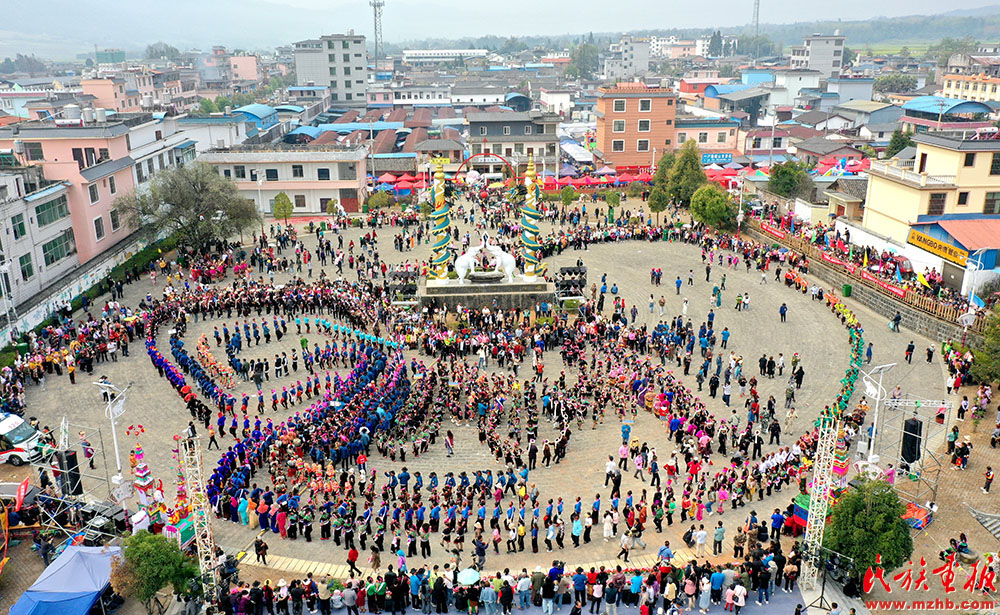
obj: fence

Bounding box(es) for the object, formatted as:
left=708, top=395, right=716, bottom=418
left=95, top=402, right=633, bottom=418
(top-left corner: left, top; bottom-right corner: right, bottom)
left=746, top=218, right=989, bottom=335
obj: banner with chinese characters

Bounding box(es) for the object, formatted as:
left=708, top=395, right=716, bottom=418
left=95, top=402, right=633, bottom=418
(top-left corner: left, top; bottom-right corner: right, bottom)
left=761, top=222, right=786, bottom=239
left=861, top=270, right=907, bottom=299
left=821, top=252, right=858, bottom=274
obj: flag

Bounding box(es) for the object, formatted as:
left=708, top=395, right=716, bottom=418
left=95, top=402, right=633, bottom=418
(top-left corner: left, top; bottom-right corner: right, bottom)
left=863, top=251, right=868, bottom=268
left=895, top=267, right=903, bottom=284
left=14, top=476, right=29, bottom=512
left=917, top=271, right=931, bottom=288
left=972, top=293, right=986, bottom=308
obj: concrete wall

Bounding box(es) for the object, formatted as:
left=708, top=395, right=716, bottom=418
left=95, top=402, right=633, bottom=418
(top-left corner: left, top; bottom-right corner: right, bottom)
left=745, top=227, right=983, bottom=345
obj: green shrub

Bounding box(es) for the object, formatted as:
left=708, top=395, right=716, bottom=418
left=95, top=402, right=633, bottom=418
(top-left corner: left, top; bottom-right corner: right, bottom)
left=626, top=181, right=646, bottom=197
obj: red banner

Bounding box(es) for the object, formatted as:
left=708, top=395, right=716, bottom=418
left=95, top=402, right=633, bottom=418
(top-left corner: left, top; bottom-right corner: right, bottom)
left=861, top=270, right=907, bottom=299
left=14, top=477, right=29, bottom=512
left=821, top=252, right=858, bottom=274
left=761, top=222, right=786, bottom=239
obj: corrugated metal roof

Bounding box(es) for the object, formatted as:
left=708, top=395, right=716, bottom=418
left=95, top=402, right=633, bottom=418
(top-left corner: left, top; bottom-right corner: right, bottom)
left=938, top=219, right=1000, bottom=250
left=79, top=156, right=134, bottom=182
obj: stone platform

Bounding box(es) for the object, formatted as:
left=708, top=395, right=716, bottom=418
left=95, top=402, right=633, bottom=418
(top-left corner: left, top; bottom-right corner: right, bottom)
left=418, top=277, right=556, bottom=310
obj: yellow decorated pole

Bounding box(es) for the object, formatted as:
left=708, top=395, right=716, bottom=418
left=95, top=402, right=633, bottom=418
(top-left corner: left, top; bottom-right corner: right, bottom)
left=428, top=162, right=452, bottom=280
left=520, top=155, right=544, bottom=280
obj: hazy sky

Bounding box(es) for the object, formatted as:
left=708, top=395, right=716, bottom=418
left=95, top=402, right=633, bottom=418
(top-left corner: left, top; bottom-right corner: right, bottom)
left=3, top=0, right=997, bottom=59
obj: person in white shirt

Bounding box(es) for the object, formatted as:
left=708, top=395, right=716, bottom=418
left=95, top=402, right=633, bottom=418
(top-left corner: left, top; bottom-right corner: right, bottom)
left=694, top=525, right=708, bottom=557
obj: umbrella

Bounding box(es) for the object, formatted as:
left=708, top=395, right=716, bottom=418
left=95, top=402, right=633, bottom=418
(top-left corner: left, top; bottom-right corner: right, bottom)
left=396, top=181, right=414, bottom=189
left=376, top=182, right=393, bottom=191
left=595, top=165, right=617, bottom=175
left=457, top=569, right=481, bottom=586
left=398, top=173, right=416, bottom=182
left=413, top=180, right=428, bottom=189
left=636, top=171, right=653, bottom=182
left=704, top=163, right=724, bottom=170
left=724, top=162, right=744, bottom=169
left=559, top=164, right=578, bottom=177
left=377, top=172, right=397, bottom=183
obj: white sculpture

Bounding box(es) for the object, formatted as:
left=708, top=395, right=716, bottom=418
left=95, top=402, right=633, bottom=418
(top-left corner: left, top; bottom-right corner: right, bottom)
left=454, top=243, right=482, bottom=284
left=484, top=238, right=517, bottom=283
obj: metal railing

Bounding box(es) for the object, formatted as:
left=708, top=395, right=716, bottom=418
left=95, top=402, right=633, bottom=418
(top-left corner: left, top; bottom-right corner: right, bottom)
left=746, top=218, right=988, bottom=334
left=869, top=160, right=955, bottom=187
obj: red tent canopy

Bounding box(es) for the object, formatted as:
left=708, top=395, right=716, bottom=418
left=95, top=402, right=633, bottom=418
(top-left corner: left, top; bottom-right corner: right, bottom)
left=413, top=180, right=428, bottom=189
left=720, top=168, right=738, bottom=176
left=636, top=171, right=653, bottom=181
left=556, top=177, right=573, bottom=186
left=377, top=172, right=397, bottom=183
left=618, top=173, right=636, bottom=183
left=543, top=177, right=558, bottom=188
left=397, top=173, right=416, bottom=182
left=396, top=181, right=414, bottom=189
left=599, top=176, right=612, bottom=184
left=571, top=177, right=587, bottom=187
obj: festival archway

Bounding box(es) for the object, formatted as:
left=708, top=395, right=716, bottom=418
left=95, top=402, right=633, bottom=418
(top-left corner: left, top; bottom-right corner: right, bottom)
left=456, top=152, right=518, bottom=177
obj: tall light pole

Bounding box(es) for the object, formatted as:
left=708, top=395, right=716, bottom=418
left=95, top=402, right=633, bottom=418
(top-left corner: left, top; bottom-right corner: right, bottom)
left=93, top=380, right=132, bottom=484
left=862, top=363, right=896, bottom=462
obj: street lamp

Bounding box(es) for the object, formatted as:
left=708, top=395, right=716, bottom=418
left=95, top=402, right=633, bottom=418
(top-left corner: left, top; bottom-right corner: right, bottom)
left=861, top=363, right=896, bottom=463
left=93, top=380, right=132, bottom=484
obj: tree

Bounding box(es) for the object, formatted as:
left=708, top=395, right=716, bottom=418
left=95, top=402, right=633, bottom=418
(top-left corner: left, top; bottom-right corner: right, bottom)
left=145, top=41, right=180, bottom=60
left=690, top=184, right=737, bottom=229
left=199, top=98, right=219, bottom=114
left=970, top=307, right=1000, bottom=384
left=738, top=34, right=776, bottom=58
left=885, top=130, right=915, bottom=158
left=708, top=31, right=723, bottom=57
left=648, top=187, right=669, bottom=225
left=767, top=161, right=813, bottom=199
left=272, top=192, right=294, bottom=222
left=824, top=478, right=914, bottom=575
left=926, top=36, right=978, bottom=66
left=325, top=199, right=341, bottom=217
left=653, top=152, right=676, bottom=189
left=666, top=141, right=707, bottom=206
left=565, top=43, right=599, bottom=80
left=366, top=191, right=391, bottom=210
left=625, top=181, right=646, bottom=197
left=560, top=186, right=576, bottom=208
left=842, top=46, right=857, bottom=66
left=874, top=74, right=918, bottom=94
left=110, top=531, right=199, bottom=608
left=114, top=162, right=260, bottom=250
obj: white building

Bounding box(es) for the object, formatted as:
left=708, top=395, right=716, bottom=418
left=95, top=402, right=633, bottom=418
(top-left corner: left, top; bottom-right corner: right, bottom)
left=0, top=171, right=78, bottom=310
left=789, top=32, right=847, bottom=79
left=450, top=86, right=506, bottom=107
left=603, top=36, right=650, bottom=80
left=401, top=49, right=488, bottom=67
left=176, top=114, right=253, bottom=153
left=539, top=88, right=573, bottom=115
left=694, top=34, right=739, bottom=58
left=293, top=32, right=368, bottom=106
left=126, top=113, right=197, bottom=187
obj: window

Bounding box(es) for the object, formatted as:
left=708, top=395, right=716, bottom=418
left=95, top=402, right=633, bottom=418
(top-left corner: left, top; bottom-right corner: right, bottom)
left=94, top=216, right=105, bottom=241
left=611, top=140, right=625, bottom=152
left=88, top=184, right=99, bottom=203
left=318, top=168, right=330, bottom=181
left=471, top=144, right=482, bottom=155
left=613, top=99, right=626, bottom=112
left=928, top=193, right=946, bottom=215
left=514, top=143, right=524, bottom=154
left=98, top=148, right=109, bottom=162
left=502, top=126, right=511, bottom=136
left=612, top=120, right=625, bottom=133
left=985, top=191, right=1000, bottom=214
left=10, top=214, right=25, bottom=239
left=752, top=137, right=762, bottom=149
left=639, top=99, right=652, bottom=112
left=637, top=139, right=650, bottom=152
left=35, top=195, right=69, bottom=227
left=155, top=130, right=162, bottom=140
left=18, top=253, right=32, bottom=282
left=223, top=169, right=231, bottom=178
left=677, top=132, right=688, bottom=143
left=328, top=54, right=337, bottom=62
left=344, top=67, right=351, bottom=75
left=665, top=119, right=672, bottom=125
left=698, top=132, right=708, bottom=143
left=342, top=40, right=349, bottom=49
left=294, top=195, right=306, bottom=208
left=958, top=191, right=969, bottom=205
left=265, top=169, right=278, bottom=181
left=24, top=142, right=43, bottom=161
left=108, top=175, right=117, bottom=195
left=329, top=67, right=338, bottom=76
left=991, top=153, right=1000, bottom=175
left=146, top=159, right=154, bottom=177
left=524, top=125, right=532, bottom=135
left=492, top=144, right=502, bottom=155
left=638, top=119, right=651, bottom=132
left=772, top=137, right=783, bottom=148
left=232, top=165, right=245, bottom=179
left=292, top=164, right=304, bottom=178
left=42, top=230, right=75, bottom=266
left=717, top=132, right=727, bottom=143
left=343, top=53, right=350, bottom=62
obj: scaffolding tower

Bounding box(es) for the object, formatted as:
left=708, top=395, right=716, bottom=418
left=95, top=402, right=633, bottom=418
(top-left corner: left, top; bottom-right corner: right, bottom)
left=872, top=394, right=950, bottom=506
left=179, top=435, right=219, bottom=602
left=370, top=0, right=385, bottom=66
left=800, top=413, right=841, bottom=591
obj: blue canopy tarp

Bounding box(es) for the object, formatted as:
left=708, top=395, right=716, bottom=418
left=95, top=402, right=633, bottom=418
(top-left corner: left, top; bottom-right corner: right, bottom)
left=11, top=546, right=121, bottom=615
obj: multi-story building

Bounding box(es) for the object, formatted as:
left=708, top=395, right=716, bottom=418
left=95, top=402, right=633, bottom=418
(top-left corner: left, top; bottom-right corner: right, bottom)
left=293, top=32, right=368, bottom=105
left=366, top=84, right=452, bottom=108
left=176, top=114, right=253, bottom=153
left=694, top=34, right=739, bottom=58
left=674, top=117, right=741, bottom=164
left=940, top=73, right=1000, bottom=103
left=603, top=36, right=650, bottom=80
left=401, top=49, right=488, bottom=67
left=229, top=55, right=260, bottom=83
left=0, top=113, right=138, bottom=263
left=197, top=143, right=369, bottom=213
left=81, top=78, right=142, bottom=113
left=0, top=169, right=78, bottom=310
left=864, top=131, right=1000, bottom=291
left=594, top=83, right=676, bottom=170
left=464, top=110, right=560, bottom=174
left=539, top=88, right=574, bottom=115
left=95, top=49, right=126, bottom=64
left=450, top=86, right=506, bottom=107
left=789, top=32, right=847, bottom=79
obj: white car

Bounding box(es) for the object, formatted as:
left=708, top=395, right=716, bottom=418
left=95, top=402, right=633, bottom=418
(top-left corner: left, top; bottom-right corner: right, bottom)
left=0, top=413, right=43, bottom=466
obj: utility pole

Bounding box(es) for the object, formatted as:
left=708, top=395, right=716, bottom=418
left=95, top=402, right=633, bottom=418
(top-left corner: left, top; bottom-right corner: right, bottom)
left=752, top=0, right=761, bottom=60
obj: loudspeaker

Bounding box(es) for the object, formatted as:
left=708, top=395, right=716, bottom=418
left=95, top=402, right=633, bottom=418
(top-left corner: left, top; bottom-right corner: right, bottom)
left=58, top=449, right=84, bottom=496
left=901, top=418, right=923, bottom=464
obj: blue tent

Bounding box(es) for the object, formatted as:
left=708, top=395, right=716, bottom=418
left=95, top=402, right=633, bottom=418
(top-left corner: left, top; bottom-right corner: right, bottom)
left=11, top=546, right=121, bottom=615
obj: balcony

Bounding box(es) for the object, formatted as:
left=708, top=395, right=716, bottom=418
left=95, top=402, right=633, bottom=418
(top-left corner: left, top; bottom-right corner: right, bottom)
left=869, top=160, right=955, bottom=188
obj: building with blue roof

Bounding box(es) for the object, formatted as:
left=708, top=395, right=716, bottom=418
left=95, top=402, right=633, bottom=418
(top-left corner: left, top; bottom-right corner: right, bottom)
left=233, top=103, right=279, bottom=131
left=900, top=96, right=993, bottom=133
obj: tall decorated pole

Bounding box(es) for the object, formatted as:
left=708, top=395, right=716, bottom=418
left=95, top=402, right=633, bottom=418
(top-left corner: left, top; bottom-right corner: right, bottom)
left=428, top=162, right=452, bottom=280
left=520, top=155, right=544, bottom=281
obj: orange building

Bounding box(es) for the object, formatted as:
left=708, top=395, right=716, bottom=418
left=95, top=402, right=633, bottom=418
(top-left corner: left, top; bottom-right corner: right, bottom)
left=595, top=83, right=676, bottom=170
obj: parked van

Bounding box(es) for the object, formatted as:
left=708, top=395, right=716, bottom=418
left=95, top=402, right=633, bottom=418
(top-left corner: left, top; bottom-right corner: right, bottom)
left=0, top=413, right=43, bottom=466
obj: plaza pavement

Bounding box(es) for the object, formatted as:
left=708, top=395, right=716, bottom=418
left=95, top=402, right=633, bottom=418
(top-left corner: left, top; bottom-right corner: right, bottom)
left=0, top=203, right=955, bottom=613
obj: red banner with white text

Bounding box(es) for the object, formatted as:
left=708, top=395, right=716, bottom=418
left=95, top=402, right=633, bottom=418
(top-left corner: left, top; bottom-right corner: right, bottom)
left=861, top=270, right=907, bottom=299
